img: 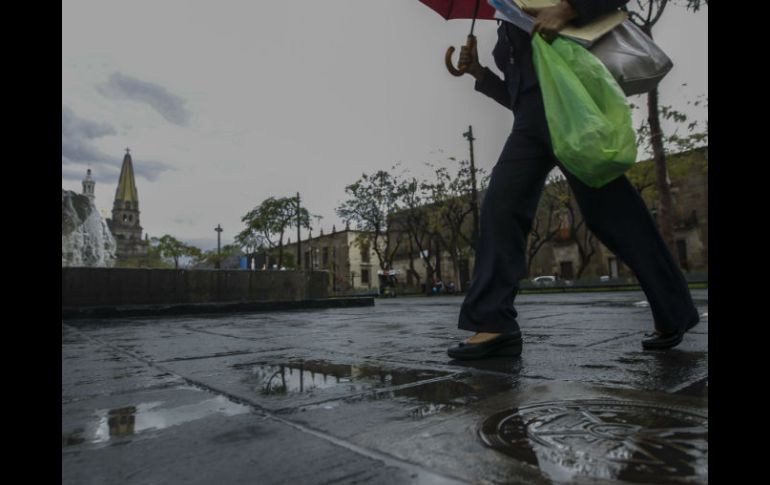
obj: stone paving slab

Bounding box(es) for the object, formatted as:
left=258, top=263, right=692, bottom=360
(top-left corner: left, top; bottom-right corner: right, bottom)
left=63, top=290, right=708, bottom=484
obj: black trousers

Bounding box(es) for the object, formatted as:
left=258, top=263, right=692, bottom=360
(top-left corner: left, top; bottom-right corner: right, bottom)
left=458, top=87, right=699, bottom=335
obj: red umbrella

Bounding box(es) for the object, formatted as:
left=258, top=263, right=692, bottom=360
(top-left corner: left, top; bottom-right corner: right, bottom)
left=419, top=0, right=497, bottom=76
left=419, top=0, right=496, bottom=22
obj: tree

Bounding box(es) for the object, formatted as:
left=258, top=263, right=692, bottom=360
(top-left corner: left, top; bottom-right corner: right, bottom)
left=390, top=176, right=434, bottom=288
left=151, top=235, right=201, bottom=269
left=626, top=146, right=708, bottom=209
left=336, top=169, right=403, bottom=271
left=548, top=173, right=597, bottom=279
left=624, top=0, right=708, bottom=264
left=527, top=170, right=562, bottom=276
left=234, top=229, right=266, bottom=257
left=421, top=159, right=488, bottom=291
left=240, top=195, right=314, bottom=269
left=632, top=96, right=708, bottom=160
left=199, top=244, right=239, bottom=269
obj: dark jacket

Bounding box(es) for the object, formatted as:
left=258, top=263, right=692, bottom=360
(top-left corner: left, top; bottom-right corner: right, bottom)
left=475, top=0, right=628, bottom=111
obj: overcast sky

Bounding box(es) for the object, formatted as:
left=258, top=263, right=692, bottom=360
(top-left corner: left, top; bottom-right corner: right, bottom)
left=62, top=0, right=707, bottom=251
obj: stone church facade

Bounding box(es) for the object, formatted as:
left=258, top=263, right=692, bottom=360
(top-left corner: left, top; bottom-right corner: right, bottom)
left=83, top=149, right=149, bottom=260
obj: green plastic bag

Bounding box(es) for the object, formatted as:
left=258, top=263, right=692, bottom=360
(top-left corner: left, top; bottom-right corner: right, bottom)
left=531, top=35, right=637, bottom=188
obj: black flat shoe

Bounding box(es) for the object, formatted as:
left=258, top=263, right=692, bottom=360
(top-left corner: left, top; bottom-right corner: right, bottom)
left=447, top=332, right=523, bottom=360
left=642, top=317, right=700, bottom=350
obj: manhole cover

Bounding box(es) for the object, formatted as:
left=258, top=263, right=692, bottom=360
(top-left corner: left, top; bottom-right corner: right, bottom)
left=480, top=399, right=707, bottom=483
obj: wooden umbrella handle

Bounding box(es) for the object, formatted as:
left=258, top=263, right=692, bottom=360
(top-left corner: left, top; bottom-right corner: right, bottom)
left=445, top=46, right=463, bottom=76
left=445, top=35, right=477, bottom=77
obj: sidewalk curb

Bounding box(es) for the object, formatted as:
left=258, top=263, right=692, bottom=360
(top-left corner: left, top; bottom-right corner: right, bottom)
left=62, top=297, right=375, bottom=320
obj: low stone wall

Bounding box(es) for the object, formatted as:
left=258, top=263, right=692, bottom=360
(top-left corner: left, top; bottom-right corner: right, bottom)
left=62, top=268, right=329, bottom=308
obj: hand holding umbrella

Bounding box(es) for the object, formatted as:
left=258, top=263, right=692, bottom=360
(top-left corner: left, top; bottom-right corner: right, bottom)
left=418, top=0, right=496, bottom=76
left=457, top=37, right=485, bottom=80
left=446, top=33, right=479, bottom=76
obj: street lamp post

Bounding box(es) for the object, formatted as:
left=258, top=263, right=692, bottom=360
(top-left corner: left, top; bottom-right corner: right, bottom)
left=296, top=192, right=302, bottom=270
left=215, top=224, right=223, bottom=269
left=463, top=125, right=480, bottom=252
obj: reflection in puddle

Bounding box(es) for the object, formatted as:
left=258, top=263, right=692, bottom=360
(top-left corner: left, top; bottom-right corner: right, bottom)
left=480, top=399, right=707, bottom=483
left=235, top=360, right=449, bottom=396
left=394, top=374, right=518, bottom=418
left=88, top=393, right=251, bottom=444
left=314, top=373, right=519, bottom=419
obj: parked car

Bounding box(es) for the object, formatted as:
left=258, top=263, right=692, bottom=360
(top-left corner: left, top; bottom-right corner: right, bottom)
left=532, top=276, right=557, bottom=287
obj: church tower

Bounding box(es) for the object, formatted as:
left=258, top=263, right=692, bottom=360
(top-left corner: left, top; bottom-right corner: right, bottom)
left=108, top=148, right=148, bottom=259
left=82, top=169, right=95, bottom=200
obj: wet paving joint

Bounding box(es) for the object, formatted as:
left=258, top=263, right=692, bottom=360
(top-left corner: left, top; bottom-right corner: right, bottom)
left=180, top=323, right=328, bottom=343
left=584, top=332, right=646, bottom=348
left=479, top=399, right=707, bottom=484
left=155, top=349, right=269, bottom=363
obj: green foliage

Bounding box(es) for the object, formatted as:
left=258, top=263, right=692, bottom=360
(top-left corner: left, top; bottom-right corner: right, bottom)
left=625, top=1, right=707, bottom=30
left=337, top=170, right=400, bottom=233
left=114, top=254, right=171, bottom=269
left=150, top=235, right=201, bottom=269
left=234, top=229, right=267, bottom=255
left=626, top=147, right=708, bottom=203
left=239, top=195, right=317, bottom=267
left=631, top=95, right=708, bottom=157
left=421, top=159, right=486, bottom=260
left=197, top=244, right=239, bottom=268
left=336, top=168, right=403, bottom=269
left=384, top=156, right=487, bottom=287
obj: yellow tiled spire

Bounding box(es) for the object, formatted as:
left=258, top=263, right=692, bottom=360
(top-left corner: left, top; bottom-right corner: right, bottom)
left=115, top=148, right=138, bottom=203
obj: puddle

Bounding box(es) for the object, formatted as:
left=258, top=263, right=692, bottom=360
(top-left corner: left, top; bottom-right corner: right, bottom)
left=392, top=374, right=518, bottom=418
left=64, top=389, right=252, bottom=447
left=234, top=359, right=450, bottom=397
left=480, top=399, right=707, bottom=483
left=633, top=301, right=650, bottom=308
left=301, top=373, right=519, bottom=419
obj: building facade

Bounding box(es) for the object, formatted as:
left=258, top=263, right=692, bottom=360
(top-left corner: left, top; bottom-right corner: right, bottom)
left=527, top=147, right=708, bottom=281
left=387, top=147, right=708, bottom=289
left=106, top=149, right=149, bottom=259
left=296, top=228, right=380, bottom=292
left=252, top=227, right=380, bottom=292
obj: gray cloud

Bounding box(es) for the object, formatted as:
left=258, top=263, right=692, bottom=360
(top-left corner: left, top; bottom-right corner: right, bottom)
left=62, top=165, right=119, bottom=184
left=62, top=106, right=117, bottom=165
left=62, top=106, right=175, bottom=182
left=62, top=106, right=116, bottom=139
left=98, top=72, right=192, bottom=126
left=135, top=160, right=174, bottom=182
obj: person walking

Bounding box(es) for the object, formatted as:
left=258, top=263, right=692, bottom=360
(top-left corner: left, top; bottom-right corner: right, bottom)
left=447, top=0, right=700, bottom=360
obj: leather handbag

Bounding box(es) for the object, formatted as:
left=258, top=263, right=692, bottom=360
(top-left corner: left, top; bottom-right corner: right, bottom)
left=490, top=1, right=673, bottom=97
left=589, top=20, right=674, bottom=96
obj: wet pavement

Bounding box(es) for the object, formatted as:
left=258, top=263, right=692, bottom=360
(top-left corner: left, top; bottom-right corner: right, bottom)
left=62, top=290, right=708, bottom=484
